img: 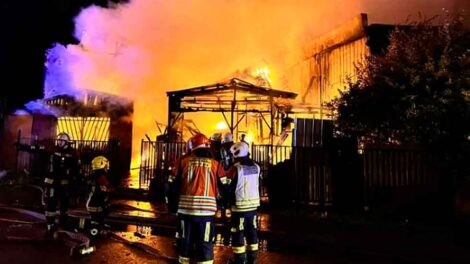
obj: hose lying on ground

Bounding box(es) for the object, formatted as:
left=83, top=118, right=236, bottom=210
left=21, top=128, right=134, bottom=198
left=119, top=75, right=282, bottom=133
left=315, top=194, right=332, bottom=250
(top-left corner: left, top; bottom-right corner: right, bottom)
left=0, top=206, right=93, bottom=256
left=0, top=206, right=46, bottom=225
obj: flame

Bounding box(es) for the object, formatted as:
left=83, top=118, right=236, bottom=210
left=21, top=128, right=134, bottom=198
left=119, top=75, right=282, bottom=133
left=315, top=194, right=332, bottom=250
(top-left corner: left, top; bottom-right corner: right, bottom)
left=245, top=131, right=255, bottom=144
left=44, top=0, right=366, bottom=184
left=215, top=121, right=228, bottom=131
left=252, top=66, right=272, bottom=87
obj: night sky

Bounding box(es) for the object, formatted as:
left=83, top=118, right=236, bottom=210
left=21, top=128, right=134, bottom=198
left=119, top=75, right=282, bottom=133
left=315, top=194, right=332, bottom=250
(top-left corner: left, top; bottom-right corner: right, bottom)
left=0, top=0, right=127, bottom=112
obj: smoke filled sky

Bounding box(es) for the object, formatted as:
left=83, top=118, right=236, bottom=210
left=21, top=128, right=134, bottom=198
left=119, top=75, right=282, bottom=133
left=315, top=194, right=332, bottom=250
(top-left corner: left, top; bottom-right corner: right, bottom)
left=1, top=0, right=467, bottom=165
left=38, top=0, right=468, bottom=163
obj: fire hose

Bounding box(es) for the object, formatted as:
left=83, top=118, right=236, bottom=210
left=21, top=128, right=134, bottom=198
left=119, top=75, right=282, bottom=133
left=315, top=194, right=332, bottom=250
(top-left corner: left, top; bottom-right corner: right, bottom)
left=0, top=206, right=94, bottom=256
left=0, top=206, right=178, bottom=260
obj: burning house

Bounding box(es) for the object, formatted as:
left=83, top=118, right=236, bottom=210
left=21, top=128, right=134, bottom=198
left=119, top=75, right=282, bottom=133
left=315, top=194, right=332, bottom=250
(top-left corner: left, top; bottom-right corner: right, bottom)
left=0, top=91, right=133, bottom=185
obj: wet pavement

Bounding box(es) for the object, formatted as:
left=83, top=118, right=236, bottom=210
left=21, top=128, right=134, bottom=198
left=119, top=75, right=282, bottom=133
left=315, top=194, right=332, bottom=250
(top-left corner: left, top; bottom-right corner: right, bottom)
left=1, top=184, right=470, bottom=263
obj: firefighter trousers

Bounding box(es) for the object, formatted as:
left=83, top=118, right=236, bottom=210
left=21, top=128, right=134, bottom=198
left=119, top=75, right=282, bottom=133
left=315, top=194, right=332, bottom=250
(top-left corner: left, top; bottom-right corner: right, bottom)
left=230, top=211, right=258, bottom=264
left=177, top=214, right=215, bottom=264
left=86, top=185, right=109, bottom=233
left=44, top=181, right=70, bottom=228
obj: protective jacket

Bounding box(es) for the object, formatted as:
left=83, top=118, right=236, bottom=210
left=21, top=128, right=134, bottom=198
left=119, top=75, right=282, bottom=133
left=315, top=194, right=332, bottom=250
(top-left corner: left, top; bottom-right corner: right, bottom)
left=227, top=158, right=260, bottom=213
left=175, top=154, right=225, bottom=216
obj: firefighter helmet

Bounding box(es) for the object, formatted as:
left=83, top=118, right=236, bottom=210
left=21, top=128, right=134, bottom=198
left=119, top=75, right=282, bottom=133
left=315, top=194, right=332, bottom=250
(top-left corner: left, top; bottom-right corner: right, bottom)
left=91, top=156, right=110, bottom=171
left=188, top=133, right=209, bottom=151
left=230, top=142, right=249, bottom=158
left=210, top=132, right=222, bottom=142
left=222, top=132, right=233, bottom=143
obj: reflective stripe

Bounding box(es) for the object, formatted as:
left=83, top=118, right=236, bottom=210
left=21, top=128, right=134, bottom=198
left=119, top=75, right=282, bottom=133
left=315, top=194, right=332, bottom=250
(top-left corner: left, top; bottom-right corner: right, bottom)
left=235, top=198, right=261, bottom=208
left=232, top=246, right=246, bottom=254
left=44, top=178, right=54, bottom=184
left=231, top=206, right=259, bottom=213
left=45, top=211, right=57, bottom=217
left=233, top=163, right=260, bottom=211
left=79, top=217, right=86, bottom=229
left=181, top=220, right=185, bottom=239
left=247, top=243, right=258, bottom=251
left=60, top=180, right=69, bottom=185
left=239, top=217, right=244, bottom=231
left=179, top=256, right=190, bottom=264
left=196, top=260, right=213, bottom=264
left=178, top=195, right=218, bottom=215
left=100, top=186, right=108, bottom=192
left=204, top=222, right=210, bottom=242
left=204, top=167, right=210, bottom=197
left=253, top=215, right=257, bottom=229
left=177, top=209, right=217, bottom=217
left=230, top=227, right=237, bottom=233
left=50, top=188, right=54, bottom=197
left=87, top=206, right=103, bottom=212
left=219, top=176, right=229, bottom=185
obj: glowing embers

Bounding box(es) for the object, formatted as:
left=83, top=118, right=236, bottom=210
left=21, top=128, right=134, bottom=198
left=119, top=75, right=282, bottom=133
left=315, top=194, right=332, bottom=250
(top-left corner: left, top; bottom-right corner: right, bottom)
left=57, top=116, right=110, bottom=142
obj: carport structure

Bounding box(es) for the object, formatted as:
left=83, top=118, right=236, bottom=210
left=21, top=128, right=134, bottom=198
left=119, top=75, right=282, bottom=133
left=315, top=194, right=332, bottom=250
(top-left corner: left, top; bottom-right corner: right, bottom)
left=166, top=78, right=298, bottom=144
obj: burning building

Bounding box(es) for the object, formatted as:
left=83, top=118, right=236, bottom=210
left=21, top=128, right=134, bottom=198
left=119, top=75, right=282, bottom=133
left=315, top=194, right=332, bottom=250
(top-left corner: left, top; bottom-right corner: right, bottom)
left=0, top=91, right=133, bottom=185
left=167, top=78, right=298, bottom=145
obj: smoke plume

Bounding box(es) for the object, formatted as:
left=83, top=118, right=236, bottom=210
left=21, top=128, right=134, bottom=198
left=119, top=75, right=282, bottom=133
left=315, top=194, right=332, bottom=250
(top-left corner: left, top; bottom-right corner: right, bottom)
left=44, top=0, right=466, bottom=166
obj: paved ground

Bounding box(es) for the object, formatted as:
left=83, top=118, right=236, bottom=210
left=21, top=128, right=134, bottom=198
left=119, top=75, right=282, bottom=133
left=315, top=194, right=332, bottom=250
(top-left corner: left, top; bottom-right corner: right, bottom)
left=1, top=184, right=470, bottom=263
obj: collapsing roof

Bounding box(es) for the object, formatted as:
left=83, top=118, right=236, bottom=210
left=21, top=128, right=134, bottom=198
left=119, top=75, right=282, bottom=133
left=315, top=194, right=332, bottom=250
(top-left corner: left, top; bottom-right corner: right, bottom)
left=166, top=78, right=298, bottom=143
left=167, top=78, right=297, bottom=113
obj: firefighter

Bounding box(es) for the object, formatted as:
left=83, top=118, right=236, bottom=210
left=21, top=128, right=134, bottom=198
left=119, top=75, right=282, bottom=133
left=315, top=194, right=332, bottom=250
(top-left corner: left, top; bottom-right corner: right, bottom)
left=173, top=133, right=226, bottom=264
left=44, top=132, right=80, bottom=234
left=209, top=132, right=222, bottom=161
left=220, top=132, right=235, bottom=171
left=167, top=140, right=192, bottom=213
left=86, top=155, right=111, bottom=236
left=219, top=132, right=235, bottom=224
left=226, top=142, right=261, bottom=264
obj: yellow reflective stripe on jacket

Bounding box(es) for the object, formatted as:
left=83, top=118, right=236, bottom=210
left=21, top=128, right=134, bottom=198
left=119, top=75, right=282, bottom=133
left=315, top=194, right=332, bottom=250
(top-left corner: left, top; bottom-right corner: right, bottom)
left=232, top=246, right=246, bottom=254
left=45, top=211, right=57, bottom=217
left=177, top=209, right=216, bottom=216
left=219, top=176, right=230, bottom=185
left=235, top=198, right=260, bottom=207
left=196, top=260, right=213, bottom=264
left=44, top=178, right=54, bottom=184
left=178, top=195, right=217, bottom=215
left=247, top=243, right=259, bottom=251
left=178, top=256, right=190, bottom=264
left=231, top=206, right=258, bottom=213
left=79, top=217, right=86, bottom=229
left=87, top=206, right=103, bottom=212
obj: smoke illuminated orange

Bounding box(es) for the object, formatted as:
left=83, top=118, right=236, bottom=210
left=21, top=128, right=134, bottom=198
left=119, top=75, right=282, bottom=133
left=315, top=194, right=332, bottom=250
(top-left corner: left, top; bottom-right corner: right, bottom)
left=44, top=0, right=466, bottom=178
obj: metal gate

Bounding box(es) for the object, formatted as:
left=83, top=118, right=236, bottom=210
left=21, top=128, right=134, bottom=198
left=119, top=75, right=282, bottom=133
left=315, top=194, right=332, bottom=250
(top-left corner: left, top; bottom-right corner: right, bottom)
left=139, top=140, right=186, bottom=189
left=15, top=137, right=121, bottom=184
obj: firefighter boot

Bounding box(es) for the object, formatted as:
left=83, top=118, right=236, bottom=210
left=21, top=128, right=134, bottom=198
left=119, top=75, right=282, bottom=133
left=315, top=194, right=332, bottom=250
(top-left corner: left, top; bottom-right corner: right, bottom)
left=247, top=250, right=258, bottom=264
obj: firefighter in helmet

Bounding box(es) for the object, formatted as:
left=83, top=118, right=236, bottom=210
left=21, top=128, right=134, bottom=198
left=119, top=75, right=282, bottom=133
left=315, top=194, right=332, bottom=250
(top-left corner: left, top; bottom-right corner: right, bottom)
left=226, top=142, right=261, bottom=264
left=219, top=132, right=235, bottom=223
left=86, top=155, right=111, bottom=236
left=173, top=133, right=226, bottom=264
left=44, top=132, right=80, bottom=234
left=220, top=132, right=235, bottom=171
left=210, top=132, right=222, bottom=161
